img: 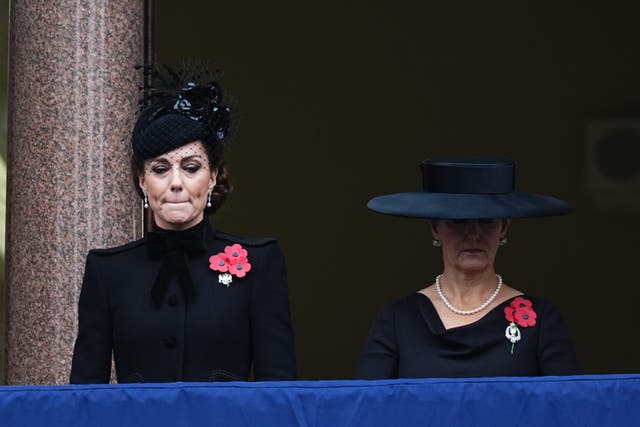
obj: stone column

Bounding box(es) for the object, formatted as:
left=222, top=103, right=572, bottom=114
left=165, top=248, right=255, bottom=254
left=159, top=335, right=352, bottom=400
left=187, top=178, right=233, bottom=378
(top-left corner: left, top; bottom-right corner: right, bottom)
left=5, top=0, right=144, bottom=384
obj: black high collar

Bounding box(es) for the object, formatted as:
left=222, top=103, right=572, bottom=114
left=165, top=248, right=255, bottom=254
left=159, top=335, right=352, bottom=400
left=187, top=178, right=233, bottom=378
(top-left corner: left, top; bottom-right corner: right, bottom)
left=147, top=219, right=209, bottom=307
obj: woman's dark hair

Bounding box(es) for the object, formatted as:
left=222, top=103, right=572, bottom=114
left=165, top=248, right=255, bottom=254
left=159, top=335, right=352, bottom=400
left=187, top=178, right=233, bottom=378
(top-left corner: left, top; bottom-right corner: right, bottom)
left=130, top=62, right=233, bottom=213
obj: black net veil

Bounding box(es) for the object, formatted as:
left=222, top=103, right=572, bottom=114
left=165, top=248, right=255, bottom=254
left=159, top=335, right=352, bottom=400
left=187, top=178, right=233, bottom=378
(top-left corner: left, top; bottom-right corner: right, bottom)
left=131, top=61, right=233, bottom=215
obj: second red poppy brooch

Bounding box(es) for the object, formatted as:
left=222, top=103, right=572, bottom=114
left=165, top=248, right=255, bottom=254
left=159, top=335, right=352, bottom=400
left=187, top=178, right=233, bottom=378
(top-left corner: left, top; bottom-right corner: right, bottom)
left=209, top=243, right=252, bottom=287
left=504, top=297, right=537, bottom=354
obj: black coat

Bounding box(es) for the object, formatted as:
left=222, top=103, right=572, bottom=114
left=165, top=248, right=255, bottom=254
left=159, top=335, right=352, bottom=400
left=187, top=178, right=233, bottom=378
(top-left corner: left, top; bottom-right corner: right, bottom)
left=70, top=221, right=296, bottom=383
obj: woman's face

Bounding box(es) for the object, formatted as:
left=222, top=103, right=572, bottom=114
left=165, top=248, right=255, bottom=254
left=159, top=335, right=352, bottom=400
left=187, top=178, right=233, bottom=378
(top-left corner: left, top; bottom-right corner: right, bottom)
left=431, top=219, right=509, bottom=273
left=139, top=140, right=217, bottom=231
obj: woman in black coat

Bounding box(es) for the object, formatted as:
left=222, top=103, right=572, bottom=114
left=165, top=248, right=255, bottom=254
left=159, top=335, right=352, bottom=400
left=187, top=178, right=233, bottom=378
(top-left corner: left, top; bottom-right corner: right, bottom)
left=70, top=65, right=296, bottom=383
left=357, top=158, right=579, bottom=379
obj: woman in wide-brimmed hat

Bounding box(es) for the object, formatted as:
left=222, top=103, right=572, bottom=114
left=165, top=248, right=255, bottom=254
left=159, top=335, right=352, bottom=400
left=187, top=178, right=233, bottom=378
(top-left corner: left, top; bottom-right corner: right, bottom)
left=357, top=158, right=579, bottom=379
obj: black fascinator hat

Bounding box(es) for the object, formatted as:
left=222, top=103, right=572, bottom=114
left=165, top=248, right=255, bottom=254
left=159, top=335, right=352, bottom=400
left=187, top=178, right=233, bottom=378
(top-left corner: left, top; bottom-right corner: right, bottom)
left=367, top=158, right=572, bottom=219
left=132, top=62, right=231, bottom=162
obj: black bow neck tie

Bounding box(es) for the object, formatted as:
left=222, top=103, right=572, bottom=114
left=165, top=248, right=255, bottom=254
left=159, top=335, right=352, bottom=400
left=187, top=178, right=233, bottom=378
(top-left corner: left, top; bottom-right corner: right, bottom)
left=146, top=221, right=208, bottom=258
left=146, top=220, right=209, bottom=307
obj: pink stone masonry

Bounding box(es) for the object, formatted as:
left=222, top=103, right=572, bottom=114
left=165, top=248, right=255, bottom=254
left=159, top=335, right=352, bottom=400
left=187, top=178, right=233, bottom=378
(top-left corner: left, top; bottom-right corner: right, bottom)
left=6, top=0, right=144, bottom=384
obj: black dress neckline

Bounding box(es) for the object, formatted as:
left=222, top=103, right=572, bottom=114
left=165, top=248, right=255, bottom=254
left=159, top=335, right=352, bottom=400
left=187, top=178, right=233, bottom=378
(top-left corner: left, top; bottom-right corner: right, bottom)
left=414, top=292, right=526, bottom=335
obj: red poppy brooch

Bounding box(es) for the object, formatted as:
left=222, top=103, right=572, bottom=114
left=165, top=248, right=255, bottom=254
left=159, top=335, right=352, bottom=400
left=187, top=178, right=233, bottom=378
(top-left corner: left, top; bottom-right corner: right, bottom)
left=209, top=244, right=252, bottom=287
left=504, top=297, right=537, bottom=354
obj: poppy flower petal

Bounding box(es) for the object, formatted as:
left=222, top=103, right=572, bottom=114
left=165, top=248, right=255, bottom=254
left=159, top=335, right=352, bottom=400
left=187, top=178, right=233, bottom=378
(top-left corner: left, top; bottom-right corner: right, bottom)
left=209, top=254, right=229, bottom=272
left=225, top=243, right=248, bottom=259
left=230, top=262, right=252, bottom=278
left=514, top=307, right=537, bottom=327
left=511, top=297, right=533, bottom=310
left=504, top=307, right=515, bottom=323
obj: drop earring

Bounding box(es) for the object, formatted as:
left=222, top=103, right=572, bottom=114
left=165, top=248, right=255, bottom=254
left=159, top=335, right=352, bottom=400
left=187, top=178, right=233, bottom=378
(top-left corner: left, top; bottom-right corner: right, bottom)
left=143, top=193, right=149, bottom=209
left=207, top=190, right=212, bottom=208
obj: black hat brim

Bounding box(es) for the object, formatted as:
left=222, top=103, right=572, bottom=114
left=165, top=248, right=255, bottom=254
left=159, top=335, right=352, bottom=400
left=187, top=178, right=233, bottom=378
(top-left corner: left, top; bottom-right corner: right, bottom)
left=367, top=192, right=572, bottom=219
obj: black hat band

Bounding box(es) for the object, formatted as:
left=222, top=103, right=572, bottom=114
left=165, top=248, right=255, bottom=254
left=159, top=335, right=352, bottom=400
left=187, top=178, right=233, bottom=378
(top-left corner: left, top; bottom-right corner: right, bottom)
left=421, top=159, right=515, bottom=194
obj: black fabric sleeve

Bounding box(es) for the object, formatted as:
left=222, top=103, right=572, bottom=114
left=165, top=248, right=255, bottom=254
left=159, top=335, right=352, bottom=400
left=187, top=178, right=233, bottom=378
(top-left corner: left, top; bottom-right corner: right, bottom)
left=537, top=301, right=580, bottom=375
left=356, top=302, right=399, bottom=379
left=69, top=253, right=112, bottom=384
left=250, top=242, right=297, bottom=380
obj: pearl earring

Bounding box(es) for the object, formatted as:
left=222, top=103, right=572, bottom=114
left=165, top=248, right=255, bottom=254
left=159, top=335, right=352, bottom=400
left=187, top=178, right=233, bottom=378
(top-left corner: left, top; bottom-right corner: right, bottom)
left=143, top=193, right=149, bottom=209
left=432, top=239, right=442, bottom=247
left=207, top=190, right=212, bottom=208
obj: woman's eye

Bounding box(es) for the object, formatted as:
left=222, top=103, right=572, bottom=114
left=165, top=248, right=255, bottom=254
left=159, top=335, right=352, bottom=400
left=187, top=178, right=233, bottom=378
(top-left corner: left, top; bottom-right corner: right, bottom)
left=151, top=166, right=169, bottom=174
left=184, top=164, right=201, bottom=173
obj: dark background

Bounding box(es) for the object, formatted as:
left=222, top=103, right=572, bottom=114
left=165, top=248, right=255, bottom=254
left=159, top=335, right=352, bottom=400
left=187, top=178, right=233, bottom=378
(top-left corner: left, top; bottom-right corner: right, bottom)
left=155, top=1, right=640, bottom=379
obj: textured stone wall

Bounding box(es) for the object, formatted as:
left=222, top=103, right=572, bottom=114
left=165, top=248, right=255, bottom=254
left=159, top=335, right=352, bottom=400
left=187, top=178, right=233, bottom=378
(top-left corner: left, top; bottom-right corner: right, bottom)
left=5, top=0, right=144, bottom=384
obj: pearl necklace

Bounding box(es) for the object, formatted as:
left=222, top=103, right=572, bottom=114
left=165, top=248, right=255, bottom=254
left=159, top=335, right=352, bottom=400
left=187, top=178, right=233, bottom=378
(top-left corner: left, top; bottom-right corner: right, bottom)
left=435, top=273, right=503, bottom=315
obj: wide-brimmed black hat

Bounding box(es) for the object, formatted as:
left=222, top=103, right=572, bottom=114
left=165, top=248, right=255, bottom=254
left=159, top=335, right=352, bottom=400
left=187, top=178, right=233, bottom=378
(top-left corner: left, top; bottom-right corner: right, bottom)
left=367, top=158, right=572, bottom=219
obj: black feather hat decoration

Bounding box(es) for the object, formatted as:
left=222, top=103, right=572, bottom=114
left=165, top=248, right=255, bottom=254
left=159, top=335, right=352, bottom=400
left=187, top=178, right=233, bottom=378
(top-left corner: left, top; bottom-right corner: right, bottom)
left=132, top=61, right=232, bottom=162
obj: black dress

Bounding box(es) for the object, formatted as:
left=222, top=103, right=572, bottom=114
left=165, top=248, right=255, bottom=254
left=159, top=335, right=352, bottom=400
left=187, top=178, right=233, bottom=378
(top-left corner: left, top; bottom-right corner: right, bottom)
left=70, top=220, right=296, bottom=383
left=357, top=293, right=579, bottom=379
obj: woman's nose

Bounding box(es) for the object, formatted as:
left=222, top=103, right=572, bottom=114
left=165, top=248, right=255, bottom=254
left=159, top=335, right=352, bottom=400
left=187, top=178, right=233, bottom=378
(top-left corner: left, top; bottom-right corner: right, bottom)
left=465, top=220, right=483, bottom=236
left=169, top=167, right=183, bottom=190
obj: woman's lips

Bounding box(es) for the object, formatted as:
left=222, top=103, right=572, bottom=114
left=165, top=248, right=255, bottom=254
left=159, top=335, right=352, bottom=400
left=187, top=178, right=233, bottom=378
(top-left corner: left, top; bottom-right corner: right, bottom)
left=463, top=248, right=482, bottom=253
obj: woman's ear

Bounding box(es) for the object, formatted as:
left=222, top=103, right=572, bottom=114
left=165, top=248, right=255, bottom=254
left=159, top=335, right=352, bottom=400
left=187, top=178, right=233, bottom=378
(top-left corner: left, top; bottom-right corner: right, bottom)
left=501, top=219, right=511, bottom=238
left=138, top=175, right=146, bottom=194
left=430, top=220, right=441, bottom=240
